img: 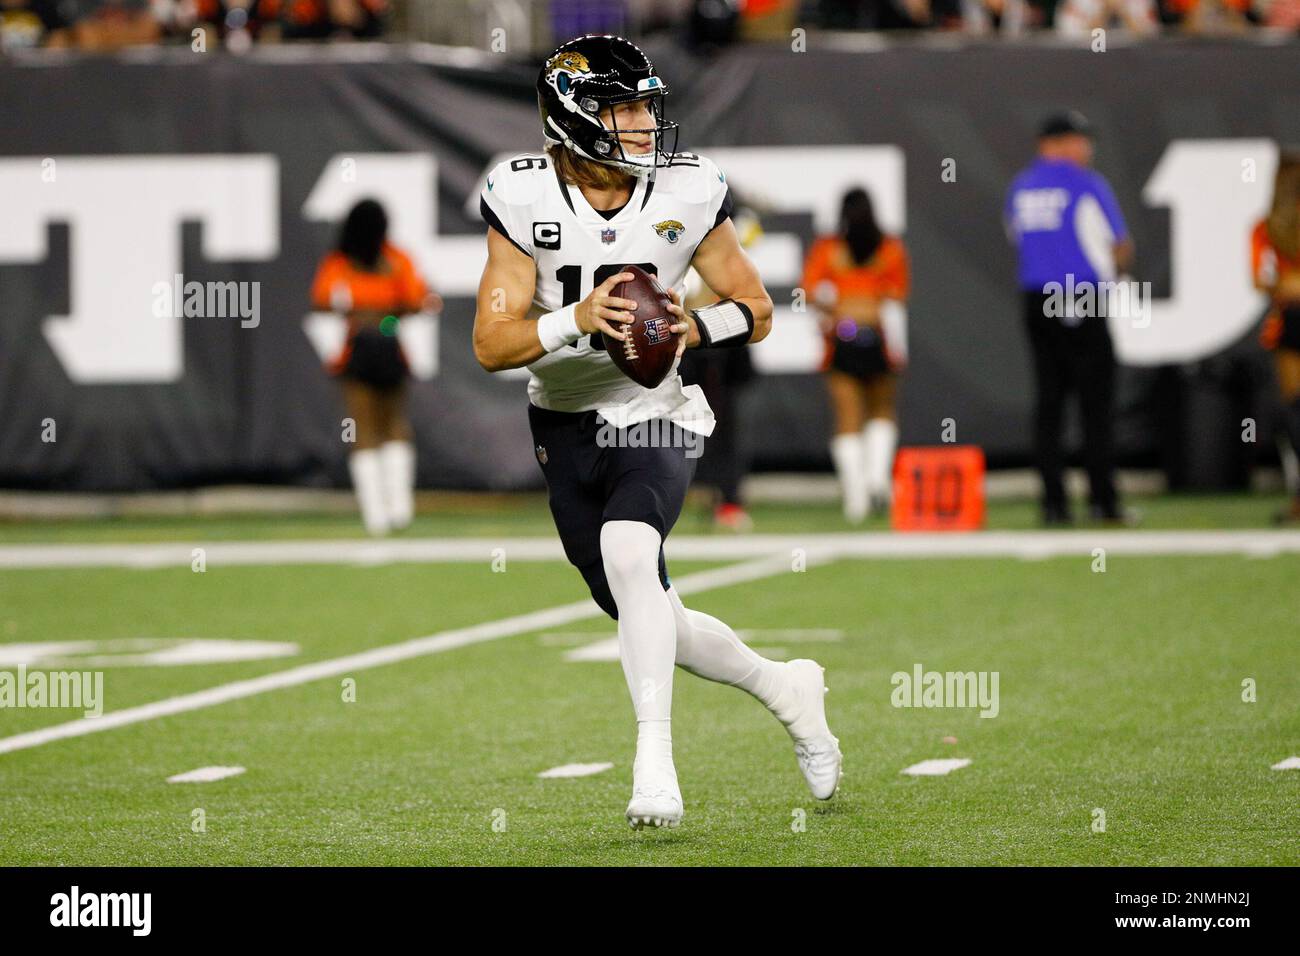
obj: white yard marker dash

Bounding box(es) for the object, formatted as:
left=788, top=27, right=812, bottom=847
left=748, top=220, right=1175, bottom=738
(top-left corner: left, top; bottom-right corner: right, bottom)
left=167, top=766, right=246, bottom=783
left=1270, top=756, right=1300, bottom=770
left=563, top=638, right=621, bottom=662
left=902, top=758, right=972, bottom=777
left=538, top=762, right=614, bottom=779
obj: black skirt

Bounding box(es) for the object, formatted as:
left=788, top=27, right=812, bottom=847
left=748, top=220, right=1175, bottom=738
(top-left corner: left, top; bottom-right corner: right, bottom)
left=1280, top=305, right=1300, bottom=352
left=829, top=324, right=890, bottom=380
left=342, top=326, right=408, bottom=388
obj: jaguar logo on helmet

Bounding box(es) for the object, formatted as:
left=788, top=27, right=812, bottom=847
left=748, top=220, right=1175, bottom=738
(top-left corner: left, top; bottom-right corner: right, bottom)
left=653, top=220, right=686, bottom=244
left=536, top=35, right=681, bottom=178
left=544, top=51, right=594, bottom=97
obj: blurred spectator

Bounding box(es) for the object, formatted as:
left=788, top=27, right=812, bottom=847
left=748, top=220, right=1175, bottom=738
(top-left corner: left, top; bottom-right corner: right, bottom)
left=5, top=0, right=1291, bottom=52
left=1253, top=0, right=1300, bottom=25
left=804, top=187, right=911, bottom=524
left=0, top=0, right=74, bottom=48
left=960, top=0, right=1031, bottom=33
left=311, top=198, right=439, bottom=536
left=630, top=0, right=693, bottom=30
left=1056, top=0, right=1158, bottom=34
left=278, top=0, right=387, bottom=39
left=1161, top=0, right=1252, bottom=31
left=67, top=0, right=160, bottom=48
left=553, top=0, right=628, bottom=38
left=739, top=0, right=797, bottom=37
left=686, top=0, right=739, bottom=47
left=158, top=0, right=282, bottom=48
left=1252, top=152, right=1300, bottom=523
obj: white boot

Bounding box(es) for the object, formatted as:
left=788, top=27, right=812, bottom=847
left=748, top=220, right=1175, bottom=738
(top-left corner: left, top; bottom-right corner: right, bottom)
left=379, top=440, right=416, bottom=531
left=348, top=449, right=390, bottom=537
left=862, top=418, right=898, bottom=514
left=830, top=433, right=868, bottom=524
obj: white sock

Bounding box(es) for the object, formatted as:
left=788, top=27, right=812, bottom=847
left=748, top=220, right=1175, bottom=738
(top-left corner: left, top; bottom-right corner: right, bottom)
left=830, top=432, right=868, bottom=523
left=348, top=449, right=390, bottom=536
left=666, top=586, right=785, bottom=710
left=1280, top=435, right=1300, bottom=495
left=634, top=719, right=675, bottom=779
left=863, top=418, right=898, bottom=503
left=600, top=520, right=676, bottom=723
left=379, top=440, right=416, bottom=530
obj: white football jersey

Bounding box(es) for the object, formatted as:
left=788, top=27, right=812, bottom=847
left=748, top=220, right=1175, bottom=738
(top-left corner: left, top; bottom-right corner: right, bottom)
left=479, top=150, right=734, bottom=418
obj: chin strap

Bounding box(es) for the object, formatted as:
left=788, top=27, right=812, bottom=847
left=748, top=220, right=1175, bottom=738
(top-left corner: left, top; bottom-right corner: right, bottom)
left=691, top=299, right=754, bottom=349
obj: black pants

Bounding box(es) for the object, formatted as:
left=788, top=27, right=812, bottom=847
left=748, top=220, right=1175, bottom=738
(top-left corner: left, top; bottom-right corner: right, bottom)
left=1023, top=292, right=1119, bottom=516
left=527, top=404, right=699, bottom=620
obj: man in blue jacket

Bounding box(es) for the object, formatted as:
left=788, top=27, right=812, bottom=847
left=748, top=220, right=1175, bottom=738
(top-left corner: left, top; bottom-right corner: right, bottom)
left=1006, top=111, right=1135, bottom=525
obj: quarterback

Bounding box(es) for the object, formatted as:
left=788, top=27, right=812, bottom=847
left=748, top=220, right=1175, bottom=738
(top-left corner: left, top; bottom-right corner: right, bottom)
left=472, top=34, right=842, bottom=829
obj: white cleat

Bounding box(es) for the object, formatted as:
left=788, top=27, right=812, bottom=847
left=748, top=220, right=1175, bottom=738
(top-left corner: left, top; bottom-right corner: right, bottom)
left=774, top=659, right=843, bottom=800
left=626, top=754, right=683, bottom=830
left=626, top=786, right=683, bottom=830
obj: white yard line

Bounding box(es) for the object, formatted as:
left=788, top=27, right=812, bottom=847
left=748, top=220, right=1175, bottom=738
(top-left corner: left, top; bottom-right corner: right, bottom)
left=538, top=762, right=614, bottom=779
left=2, top=530, right=1300, bottom=569
left=0, top=552, right=814, bottom=757
left=166, top=766, right=246, bottom=783
left=901, top=758, right=972, bottom=777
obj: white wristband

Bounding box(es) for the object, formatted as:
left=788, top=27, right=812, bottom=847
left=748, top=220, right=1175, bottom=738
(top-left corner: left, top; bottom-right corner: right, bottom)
left=536, top=303, right=582, bottom=352
left=692, top=299, right=752, bottom=347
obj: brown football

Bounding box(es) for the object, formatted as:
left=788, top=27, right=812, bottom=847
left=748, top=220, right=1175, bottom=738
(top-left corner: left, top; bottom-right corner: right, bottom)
left=606, top=265, right=680, bottom=389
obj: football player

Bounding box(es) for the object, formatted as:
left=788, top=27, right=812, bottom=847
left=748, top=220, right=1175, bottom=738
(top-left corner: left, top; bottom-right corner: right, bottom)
left=472, top=34, right=842, bottom=829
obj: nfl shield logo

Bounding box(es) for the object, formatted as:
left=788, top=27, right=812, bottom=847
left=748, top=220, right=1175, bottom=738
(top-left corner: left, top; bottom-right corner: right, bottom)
left=601, top=227, right=616, bottom=244
left=643, top=317, right=670, bottom=345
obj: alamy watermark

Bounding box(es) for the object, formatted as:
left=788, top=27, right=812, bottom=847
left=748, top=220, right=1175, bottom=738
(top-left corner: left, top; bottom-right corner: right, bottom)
left=50, top=886, right=150, bottom=936
left=891, top=663, right=999, bottom=718
left=595, top=414, right=706, bottom=459
left=152, top=274, right=260, bottom=328
left=0, top=666, right=103, bottom=717
left=1042, top=274, right=1151, bottom=328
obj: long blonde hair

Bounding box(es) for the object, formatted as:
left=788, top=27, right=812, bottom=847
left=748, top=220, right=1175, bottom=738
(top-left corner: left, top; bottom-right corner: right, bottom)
left=546, top=143, right=632, bottom=192
left=1267, top=152, right=1300, bottom=261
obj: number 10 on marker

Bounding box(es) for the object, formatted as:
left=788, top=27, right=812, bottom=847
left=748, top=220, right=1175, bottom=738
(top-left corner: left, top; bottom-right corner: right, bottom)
left=891, top=446, right=986, bottom=531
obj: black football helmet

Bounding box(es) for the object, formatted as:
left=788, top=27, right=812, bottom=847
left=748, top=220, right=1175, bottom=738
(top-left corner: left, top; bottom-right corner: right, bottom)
left=537, top=34, right=680, bottom=178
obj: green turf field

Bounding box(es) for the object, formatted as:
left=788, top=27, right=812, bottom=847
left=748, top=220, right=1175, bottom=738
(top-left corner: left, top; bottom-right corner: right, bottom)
left=1, top=527, right=1296, bottom=865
